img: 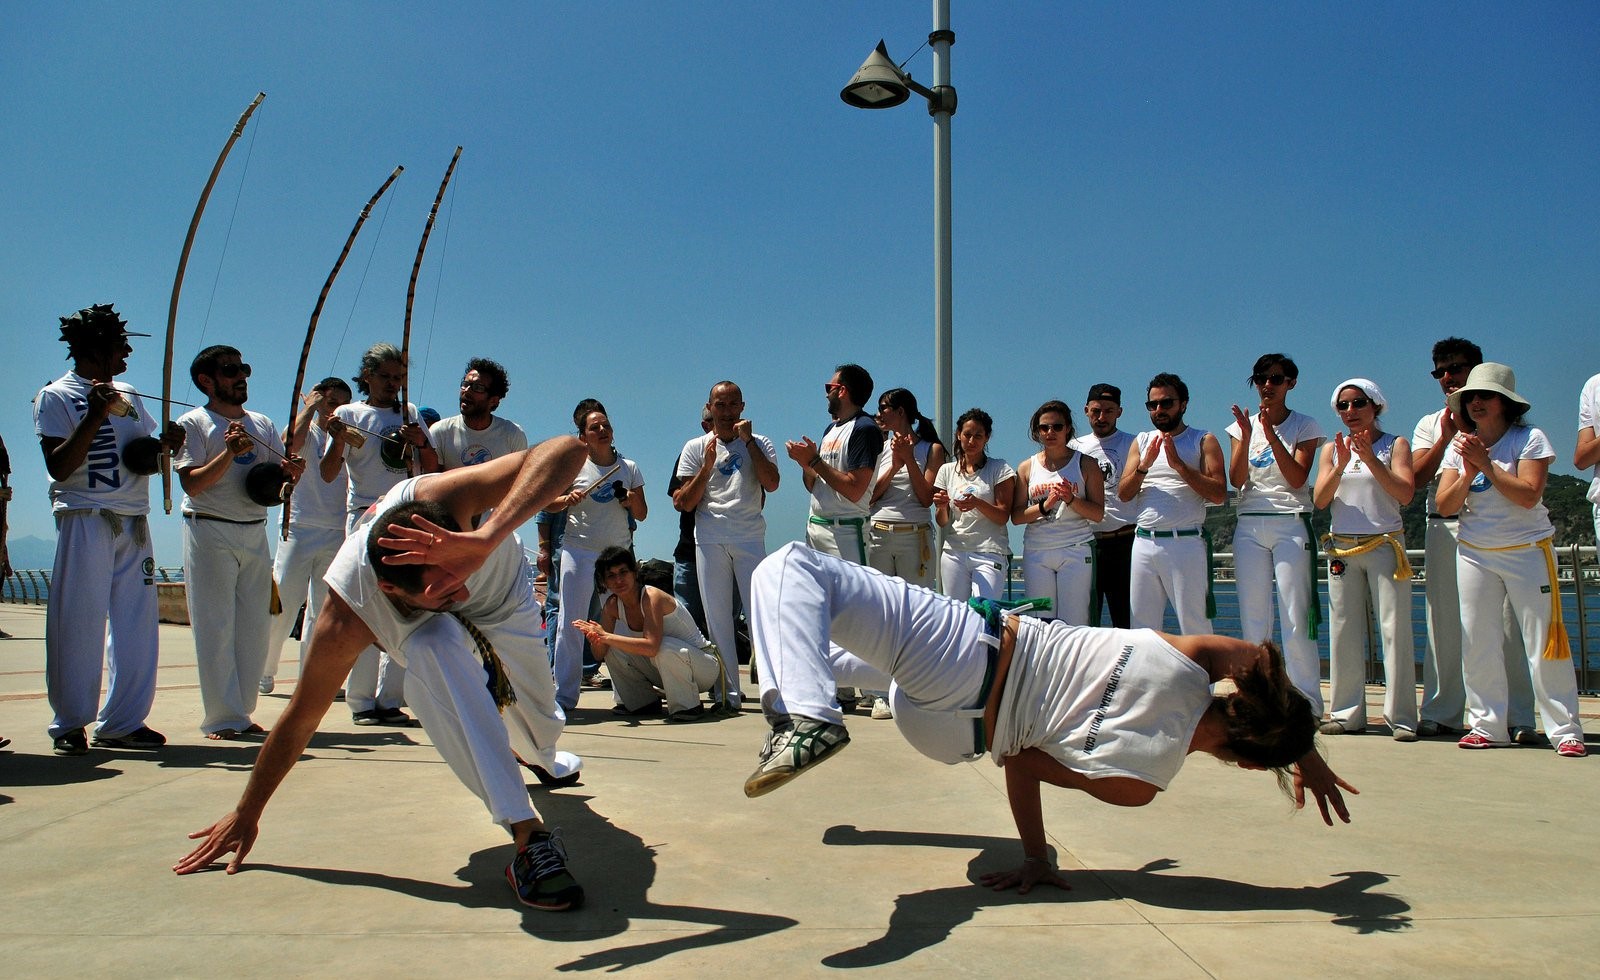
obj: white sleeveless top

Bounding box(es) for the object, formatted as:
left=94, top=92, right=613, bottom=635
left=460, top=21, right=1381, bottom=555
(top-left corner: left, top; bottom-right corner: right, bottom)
left=1132, top=427, right=1210, bottom=530
left=608, top=587, right=713, bottom=651
left=1328, top=432, right=1404, bottom=535
left=1022, top=451, right=1096, bottom=550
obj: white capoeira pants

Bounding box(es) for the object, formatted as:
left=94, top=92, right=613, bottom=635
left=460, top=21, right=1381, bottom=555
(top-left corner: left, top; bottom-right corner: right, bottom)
left=264, top=523, right=344, bottom=681
left=1233, top=515, right=1321, bottom=715
left=396, top=589, right=571, bottom=828
left=1457, top=540, right=1583, bottom=745
left=552, top=543, right=605, bottom=711
left=867, top=520, right=935, bottom=589
left=1021, top=543, right=1093, bottom=625
left=1421, top=517, right=1533, bottom=728
left=940, top=549, right=1006, bottom=601
left=1129, top=533, right=1213, bottom=637
left=1325, top=537, right=1417, bottom=731
left=608, top=642, right=723, bottom=714
left=45, top=511, right=160, bottom=740
left=695, top=538, right=764, bottom=704
left=184, top=517, right=272, bottom=735
left=806, top=517, right=868, bottom=565
left=751, top=542, right=984, bottom=729
left=345, top=508, right=405, bottom=713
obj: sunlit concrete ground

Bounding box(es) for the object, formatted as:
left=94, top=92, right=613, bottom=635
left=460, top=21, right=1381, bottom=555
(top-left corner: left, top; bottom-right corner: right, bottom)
left=1, top=601, right=1596, bottom=978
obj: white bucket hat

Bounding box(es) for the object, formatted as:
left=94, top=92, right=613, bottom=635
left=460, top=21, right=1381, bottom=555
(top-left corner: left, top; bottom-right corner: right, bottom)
left=1446, top=362, right=1530, bottom=417
left=1329, top=378, right=1387, bottom=413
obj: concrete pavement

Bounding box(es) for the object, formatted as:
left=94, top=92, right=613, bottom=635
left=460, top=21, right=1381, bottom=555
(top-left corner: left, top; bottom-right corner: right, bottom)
left=1, top=600, right=1596, bottom=978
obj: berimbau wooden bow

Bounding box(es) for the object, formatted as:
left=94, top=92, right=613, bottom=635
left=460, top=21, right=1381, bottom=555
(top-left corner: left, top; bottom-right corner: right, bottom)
left=161, top=92, right=266, bottom=515
left=279, top=165, right=405, bottom=540
left=400, top=146, right=462, bottom=475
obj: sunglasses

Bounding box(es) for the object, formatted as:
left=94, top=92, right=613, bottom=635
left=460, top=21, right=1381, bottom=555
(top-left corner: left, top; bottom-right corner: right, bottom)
left=1335, top=397, right=1371, bottom=411
left=1430, top=361, right=1472, bottom=379
left=824, top=382, right=846, bottom=395
left=1145, top=398, right=1177, bottom=411
left=216, top=363, right=252, bottom=379
left=460, top=382, right=489, bottom=394
left=1463, top=390, right=1499, bottom=403
left=1036, top=422, right=1066, bottom=433
left=1251, top=373, right=1288, bottom=387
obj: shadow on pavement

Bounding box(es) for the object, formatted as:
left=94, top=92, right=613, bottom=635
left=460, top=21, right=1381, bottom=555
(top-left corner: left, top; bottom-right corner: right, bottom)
left=818, top=825, right=1412, bottom=968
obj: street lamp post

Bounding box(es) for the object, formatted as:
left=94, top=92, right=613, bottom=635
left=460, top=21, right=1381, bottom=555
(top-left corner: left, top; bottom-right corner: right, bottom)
left=841, top=2, right=956, bottom=452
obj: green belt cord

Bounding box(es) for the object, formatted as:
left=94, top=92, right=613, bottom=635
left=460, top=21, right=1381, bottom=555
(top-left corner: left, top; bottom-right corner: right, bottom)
left=1202, top=528, right=1218, bottom=621
left=1301, top=512, right=1321, bottom=641
left=809, top=515, right=867, bottom=564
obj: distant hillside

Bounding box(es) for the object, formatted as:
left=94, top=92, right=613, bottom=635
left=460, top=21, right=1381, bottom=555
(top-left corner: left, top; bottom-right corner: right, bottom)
left=3, top=534, right=56, bottom=570
left=1205, top=473, right=1595, bottom=550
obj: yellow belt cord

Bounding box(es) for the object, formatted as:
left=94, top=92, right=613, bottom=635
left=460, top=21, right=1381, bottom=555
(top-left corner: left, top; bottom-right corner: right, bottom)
left=1321, top=531, right=1414, bottom=581
left=1458, top=536, right=1571, bottom=661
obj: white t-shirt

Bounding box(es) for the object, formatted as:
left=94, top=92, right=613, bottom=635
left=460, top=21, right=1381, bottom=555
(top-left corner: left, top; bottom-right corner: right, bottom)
left=870, top=438, right=934, bottom=524
left=992, top=620, right=1212, bottom=790
left=674, top=432, right=776, bottom=545
left=1328, top=432, right=1405, bottom=535
left=1412, top=408, right=1451, bottom=515
left=1225, top=410, right=1323, bottom=513
left=1070, top=429, right=1137, bottom=530
left=562, top=455, right=645, bottom=552
left=809, top=413, right=884, bottom=519
left=325, top=477, right=532, bottom=661
left=1132, top=427, right=1211, bottom=530
left=1021, top=451, right=1097, bottom=551
left=334, top=401, right=419, bottom=513
left=1441, top=425, right=1555, bottom=548
left=429, top=414, right=527, bottom=470
left=174, top=406, right=286, bottom=522
left=32, top=372, right=156, bottom=515
left=1579, top=373, right=1600, bottom=496
left=288, top=423, right=349, bottom=531
left=935, top=456, right=1015, bottom=556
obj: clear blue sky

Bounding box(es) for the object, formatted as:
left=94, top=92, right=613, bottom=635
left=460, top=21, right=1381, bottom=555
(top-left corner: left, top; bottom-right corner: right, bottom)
left=3, top=2, right=1597, bottom=567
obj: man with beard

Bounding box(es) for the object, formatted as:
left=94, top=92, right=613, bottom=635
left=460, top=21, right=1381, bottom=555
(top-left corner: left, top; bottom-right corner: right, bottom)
left=1410, top=338, right=1534, bottom=740
left=1070, top=383, right=1137, bottom=628
left=674, top=380, right=781, bottom=710
left=34, top=304, right=185, bottom=755
left=786, top=364, right=883, bottom=565
left=322, top=342, right=434, bottom=725
left=1117, top=373, right=1226, bottom=635
left=175, top=346, right=303, bottom=739
left=429, top=358, right=527, bottom=474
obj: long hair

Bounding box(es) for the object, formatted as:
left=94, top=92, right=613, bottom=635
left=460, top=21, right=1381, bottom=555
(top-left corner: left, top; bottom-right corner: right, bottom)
left=1214, top=641, right=1317, bottom=796
left=952, top=407, right=993, bottom=470
left=1028, top=399, right=1074, bottom=444
left=879, top=387, right=945, bottom=450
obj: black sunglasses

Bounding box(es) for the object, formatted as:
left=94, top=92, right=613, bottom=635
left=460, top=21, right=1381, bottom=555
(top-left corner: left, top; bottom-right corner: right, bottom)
left=1251, top=373, right=1289, bottom=387
left=1036, top=422, right=1066, bottom=432
left=1145, top=397, right=1177, bottom=411
left=1430, top=361, right=1471, bottom=380
left=1335, top=397, right=1372, bottom=411
left=216, top=363, right=252, bottom=378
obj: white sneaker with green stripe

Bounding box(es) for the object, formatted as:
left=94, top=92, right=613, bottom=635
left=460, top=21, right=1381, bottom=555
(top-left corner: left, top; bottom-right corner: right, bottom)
left=743, top=718, right=850, bottom=798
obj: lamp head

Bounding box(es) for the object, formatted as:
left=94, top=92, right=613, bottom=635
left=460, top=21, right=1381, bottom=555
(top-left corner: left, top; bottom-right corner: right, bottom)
left=841, top=40, right=910, bottom=109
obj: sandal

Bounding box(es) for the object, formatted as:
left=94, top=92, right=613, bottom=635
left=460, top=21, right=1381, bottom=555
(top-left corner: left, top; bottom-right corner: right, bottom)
left=205, top=729, right=240, bottom=741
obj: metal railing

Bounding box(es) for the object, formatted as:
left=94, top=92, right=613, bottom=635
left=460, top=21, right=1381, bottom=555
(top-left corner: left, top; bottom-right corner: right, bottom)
left=0, top=566, right=184, bottom=605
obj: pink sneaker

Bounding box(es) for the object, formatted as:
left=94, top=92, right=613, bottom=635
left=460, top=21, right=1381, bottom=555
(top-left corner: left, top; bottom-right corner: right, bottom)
left=1556, top=739, right=1588, bottom=758
left=1458, top=732, right=1508, bottom=749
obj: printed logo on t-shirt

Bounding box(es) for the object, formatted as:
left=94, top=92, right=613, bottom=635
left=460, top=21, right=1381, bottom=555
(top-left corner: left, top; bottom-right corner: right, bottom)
left=1469, top=472, right=1491, bottom=493
left=717, top=452, right=743, bottom=477
left=591, top=480, right=623, bottom=503
left=463, top=445, right=492, bottom=466
left=85, top=418, right=124, bottom=491
left=1249, top=445, right=1274, bottom=468
left=234, top=447, right=258, bottom=465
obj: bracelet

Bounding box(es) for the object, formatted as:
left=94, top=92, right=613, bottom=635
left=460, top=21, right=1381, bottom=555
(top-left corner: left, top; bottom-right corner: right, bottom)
left=1136, top=466, right=1150, bottom=475
left=1023, top=855, right=1054, bottom=868
left=808, top=454, right=822, bottom=468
